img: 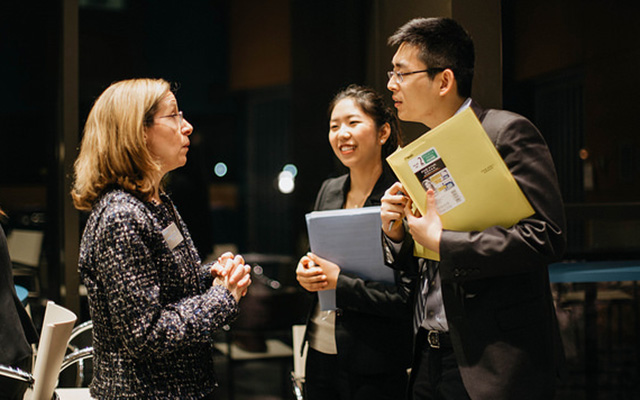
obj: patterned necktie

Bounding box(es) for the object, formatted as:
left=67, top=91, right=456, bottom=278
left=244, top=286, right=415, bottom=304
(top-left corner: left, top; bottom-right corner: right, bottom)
left=413, top=259, right=439, bottom=333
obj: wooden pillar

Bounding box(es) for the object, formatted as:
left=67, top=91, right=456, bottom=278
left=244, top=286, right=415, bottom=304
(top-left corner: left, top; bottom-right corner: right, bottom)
left=61, top=0, right=80, bottom=316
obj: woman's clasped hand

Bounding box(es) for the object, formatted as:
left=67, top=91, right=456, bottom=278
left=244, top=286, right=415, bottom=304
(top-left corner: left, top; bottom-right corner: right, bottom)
left=211, top=251, right=252, bottom=301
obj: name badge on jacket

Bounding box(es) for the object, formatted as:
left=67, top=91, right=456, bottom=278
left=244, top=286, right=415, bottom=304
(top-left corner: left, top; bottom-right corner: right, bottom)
left=162, top=222, right=184, bottom=250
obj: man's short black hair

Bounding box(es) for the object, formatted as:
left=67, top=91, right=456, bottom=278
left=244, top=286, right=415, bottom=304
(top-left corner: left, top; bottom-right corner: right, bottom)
left=388, top=17, right=475, bottom=98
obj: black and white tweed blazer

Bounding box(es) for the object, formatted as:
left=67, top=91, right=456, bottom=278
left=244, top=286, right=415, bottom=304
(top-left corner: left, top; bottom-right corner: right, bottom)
left=78, top=189, right=238, bottom=399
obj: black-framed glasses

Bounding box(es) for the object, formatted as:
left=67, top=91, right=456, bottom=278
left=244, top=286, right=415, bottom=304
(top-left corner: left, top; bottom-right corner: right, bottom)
left=387, top=67, right=447, bottom=83
left=155, top=111, right=184, bottom=129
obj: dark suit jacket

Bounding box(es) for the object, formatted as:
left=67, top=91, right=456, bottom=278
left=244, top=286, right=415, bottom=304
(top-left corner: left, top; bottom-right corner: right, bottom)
left=385, top=102, right=566, bottom=400
left=0, top=225, right=38, bottom=367
left=304, top=167, right=415, bottom=375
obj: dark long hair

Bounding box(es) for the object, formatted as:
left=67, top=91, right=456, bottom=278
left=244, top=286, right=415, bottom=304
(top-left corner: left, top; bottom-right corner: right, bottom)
left=328, top=84, right=402, bottom=162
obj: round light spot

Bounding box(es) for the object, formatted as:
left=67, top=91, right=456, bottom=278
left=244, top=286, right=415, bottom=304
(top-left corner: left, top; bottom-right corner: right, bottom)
left=283, top=163, right=298, bottom=178
left=214, top=162, right=228, bottom=177
left=278, top=171, right=295, bottom=194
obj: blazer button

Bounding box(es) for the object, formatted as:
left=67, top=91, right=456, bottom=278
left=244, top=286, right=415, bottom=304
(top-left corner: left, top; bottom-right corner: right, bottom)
left=336, top=308, right=343, bottom=317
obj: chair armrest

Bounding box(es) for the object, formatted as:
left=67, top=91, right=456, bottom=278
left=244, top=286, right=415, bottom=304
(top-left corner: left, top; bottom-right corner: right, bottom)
left=60, top=347, right=94, bottom=373
left=67, top=321, right=93, bottom=352
left=0, top=364, right=34, bottom=385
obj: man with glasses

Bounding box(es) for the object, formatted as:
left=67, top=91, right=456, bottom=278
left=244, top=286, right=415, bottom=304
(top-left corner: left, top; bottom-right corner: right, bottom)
left=380, top=17, right=566, bottom=400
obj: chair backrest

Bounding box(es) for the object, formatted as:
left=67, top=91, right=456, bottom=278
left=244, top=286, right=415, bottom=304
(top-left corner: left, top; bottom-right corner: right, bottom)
left=7, top=229, right=44, bottom=267
left=31, top=301, right=77, bottom=400
left=291, top=324, right=307, bottom=380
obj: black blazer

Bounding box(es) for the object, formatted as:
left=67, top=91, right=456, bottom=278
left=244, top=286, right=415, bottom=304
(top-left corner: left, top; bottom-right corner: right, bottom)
left=385, top=102, right=566, bottom=400
left=0, top=225, right=38, bottom=368
left=304, top=167, right=414, bottom=375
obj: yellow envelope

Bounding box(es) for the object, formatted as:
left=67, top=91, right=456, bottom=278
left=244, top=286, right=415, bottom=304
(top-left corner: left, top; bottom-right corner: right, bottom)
left=386, top=107, right=534, bottom=260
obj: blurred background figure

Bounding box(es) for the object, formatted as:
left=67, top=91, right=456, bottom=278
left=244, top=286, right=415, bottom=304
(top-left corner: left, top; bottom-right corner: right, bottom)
left=0, top=206, right=39, bottom=400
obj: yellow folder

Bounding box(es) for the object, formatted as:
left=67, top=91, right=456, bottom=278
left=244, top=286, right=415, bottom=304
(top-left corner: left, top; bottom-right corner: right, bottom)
left=386, top=107, right=534, bottom=261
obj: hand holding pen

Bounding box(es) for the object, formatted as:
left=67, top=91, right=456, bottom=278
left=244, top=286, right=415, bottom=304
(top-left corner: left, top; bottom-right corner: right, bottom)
left=381, top=182, right=409, bottom=242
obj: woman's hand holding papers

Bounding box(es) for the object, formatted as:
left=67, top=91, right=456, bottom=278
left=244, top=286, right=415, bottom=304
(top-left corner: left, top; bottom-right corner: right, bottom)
left=381, top=182, right=409, bottom=242
left=296, top=252, right=340, bottom=292
left=405, top=188, right=442, bottom=254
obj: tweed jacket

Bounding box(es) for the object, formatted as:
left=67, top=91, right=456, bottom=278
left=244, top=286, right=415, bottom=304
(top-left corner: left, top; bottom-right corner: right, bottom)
left=384, top=102, right=566, bottom=400
left=78, top=189, right=238, bottom=399
left=303, top=167, right=415, bottom=375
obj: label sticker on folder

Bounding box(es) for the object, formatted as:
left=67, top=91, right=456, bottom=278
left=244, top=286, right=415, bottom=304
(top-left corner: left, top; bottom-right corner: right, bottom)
left=408, top=147, right=465, bottom=214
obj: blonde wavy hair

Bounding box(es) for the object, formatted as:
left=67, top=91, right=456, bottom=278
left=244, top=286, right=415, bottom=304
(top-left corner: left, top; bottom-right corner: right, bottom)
left=71, top=78, right=171, bottom=211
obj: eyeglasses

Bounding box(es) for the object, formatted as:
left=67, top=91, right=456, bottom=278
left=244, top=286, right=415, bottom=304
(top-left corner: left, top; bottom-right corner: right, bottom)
left=387, top=67, right=447, bottom=83
left=155, top=111, right=184, bottom=129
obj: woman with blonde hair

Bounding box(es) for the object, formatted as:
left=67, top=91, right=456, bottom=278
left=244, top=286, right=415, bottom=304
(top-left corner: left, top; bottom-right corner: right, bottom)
left=72, top=78, right=251, bottom=399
